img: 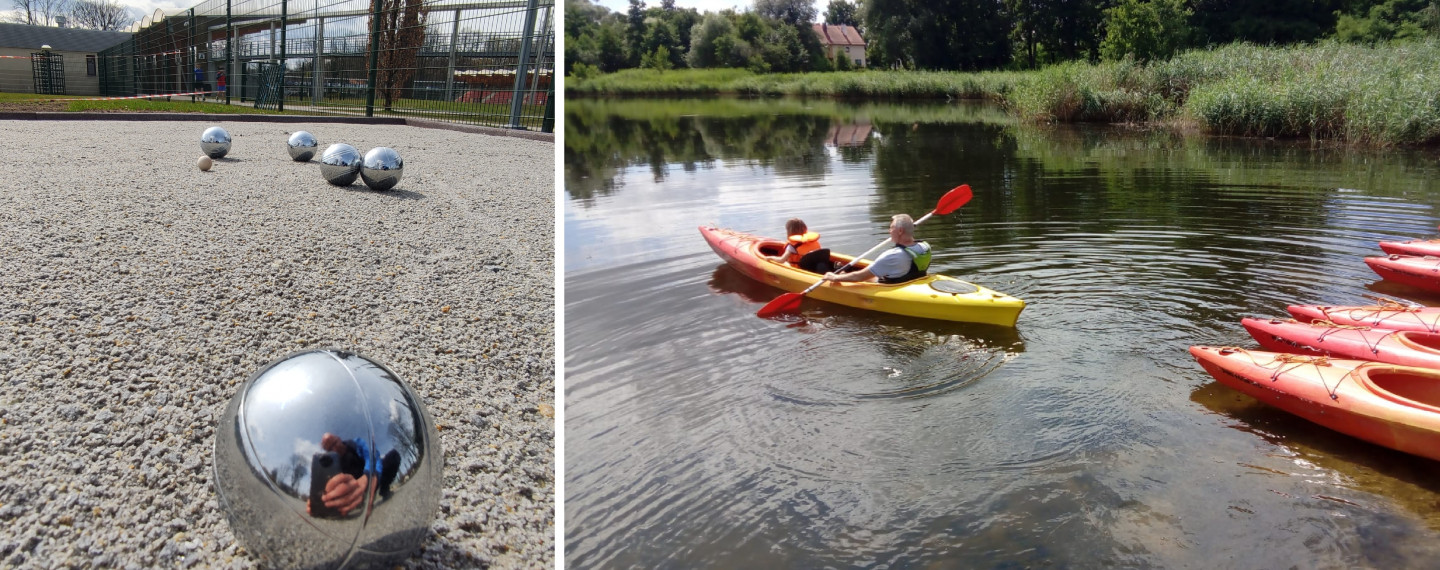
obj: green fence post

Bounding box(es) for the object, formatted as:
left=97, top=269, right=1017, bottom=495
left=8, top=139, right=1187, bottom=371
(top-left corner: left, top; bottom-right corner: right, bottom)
left=365, top=0, right=382, bottom=117
left=278, top=0, right=287, bottom=112
left=507, top=0, right=539, bottom=130
left=225, top=0, right=232, bottom=104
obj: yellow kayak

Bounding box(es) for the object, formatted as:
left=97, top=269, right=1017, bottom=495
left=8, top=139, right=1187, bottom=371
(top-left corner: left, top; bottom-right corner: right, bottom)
left=700, top=226, right=1025, bottom=326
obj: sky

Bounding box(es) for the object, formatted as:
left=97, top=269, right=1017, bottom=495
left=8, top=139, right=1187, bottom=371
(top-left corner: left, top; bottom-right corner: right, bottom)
left=114, top=0, right=194, bottom=21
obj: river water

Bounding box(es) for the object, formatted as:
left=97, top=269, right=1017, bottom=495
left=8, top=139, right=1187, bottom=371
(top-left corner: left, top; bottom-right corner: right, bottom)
left=562, top=98, right=1440, bottom=568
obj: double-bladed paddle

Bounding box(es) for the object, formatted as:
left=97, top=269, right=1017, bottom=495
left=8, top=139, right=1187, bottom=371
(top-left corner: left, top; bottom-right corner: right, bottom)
left=756, top=184, right=974, bottom=318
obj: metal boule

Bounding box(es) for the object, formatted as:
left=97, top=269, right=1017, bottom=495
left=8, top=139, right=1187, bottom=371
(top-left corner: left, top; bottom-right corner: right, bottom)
left=319, top=143, right=362, bottom=186
left=287, top=131, right=319, bottom=162
left=213, top=348, right=443, bottom=569
left=360, top=147, right=403, bottom=191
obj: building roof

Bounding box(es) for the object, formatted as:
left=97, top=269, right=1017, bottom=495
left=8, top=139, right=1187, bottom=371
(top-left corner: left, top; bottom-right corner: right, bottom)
left=0, top=23, right=131, bottom=53
left=812, top=23, right=864, bottom=47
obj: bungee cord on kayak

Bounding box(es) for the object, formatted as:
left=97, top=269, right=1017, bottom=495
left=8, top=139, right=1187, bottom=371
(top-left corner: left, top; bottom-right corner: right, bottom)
left=1195, top=228, right=1440, bottom=461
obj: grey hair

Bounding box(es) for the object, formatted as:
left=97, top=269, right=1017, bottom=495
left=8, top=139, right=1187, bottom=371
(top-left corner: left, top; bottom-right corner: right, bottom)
left=890, top=214, right=915, bottom=236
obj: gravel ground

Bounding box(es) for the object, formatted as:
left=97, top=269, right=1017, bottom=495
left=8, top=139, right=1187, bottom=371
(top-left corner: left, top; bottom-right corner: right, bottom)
left=0, top=119, right=554, bottom=569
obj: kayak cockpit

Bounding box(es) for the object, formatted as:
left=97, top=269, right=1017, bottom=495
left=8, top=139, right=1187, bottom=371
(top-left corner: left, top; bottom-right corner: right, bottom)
left=1396, top=331, right=1440, bottom=355
left=754, top=241, right=869, bottom=275
left=1361, top=366, right=1440, bottom=413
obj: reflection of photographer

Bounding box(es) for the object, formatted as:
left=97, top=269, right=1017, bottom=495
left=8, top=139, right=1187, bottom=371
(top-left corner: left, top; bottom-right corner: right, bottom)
left=306, top=434, right=405, bottom=518
left=308, top=433, right=370, bottom=518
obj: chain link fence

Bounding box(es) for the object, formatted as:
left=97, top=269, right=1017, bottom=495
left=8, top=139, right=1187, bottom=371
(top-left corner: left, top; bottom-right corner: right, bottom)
left=96, top=0, right=553, bottom=131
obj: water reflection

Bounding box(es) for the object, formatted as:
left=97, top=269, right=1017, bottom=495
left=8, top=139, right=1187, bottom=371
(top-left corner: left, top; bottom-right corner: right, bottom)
left=1190, top=380, right=1440, bottom=529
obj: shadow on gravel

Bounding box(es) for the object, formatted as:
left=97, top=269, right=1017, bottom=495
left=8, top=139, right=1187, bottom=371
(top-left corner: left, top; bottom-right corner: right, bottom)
left=339, top=186, right=426, bottom=200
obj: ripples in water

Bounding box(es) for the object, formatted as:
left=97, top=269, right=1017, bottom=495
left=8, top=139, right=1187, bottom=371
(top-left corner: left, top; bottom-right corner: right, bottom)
left=565, top=101, right=1440, bottom=568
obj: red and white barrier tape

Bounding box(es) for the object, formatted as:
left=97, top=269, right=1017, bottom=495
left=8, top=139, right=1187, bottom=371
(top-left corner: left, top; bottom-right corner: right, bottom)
left=98, top=90, right=217, bottom=100
left=3, top=49, right=192, bottom=59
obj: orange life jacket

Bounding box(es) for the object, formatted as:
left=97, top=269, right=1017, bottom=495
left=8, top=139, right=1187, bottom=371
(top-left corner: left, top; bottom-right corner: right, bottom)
left=787, top=232, right=821, bottom=263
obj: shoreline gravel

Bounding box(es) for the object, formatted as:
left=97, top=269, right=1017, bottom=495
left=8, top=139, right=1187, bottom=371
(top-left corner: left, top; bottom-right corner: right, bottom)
left=0, top=119, right=555, bottom=569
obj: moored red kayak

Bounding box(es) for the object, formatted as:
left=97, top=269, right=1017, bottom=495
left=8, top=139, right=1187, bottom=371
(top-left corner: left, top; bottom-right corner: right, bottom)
left=1240, top=317, right=1440, bottom=369
left=699, top=226, right=1025, bottom=326
left=1380, top=239, right=1440, bottom=257
left=1366, top=254, right=1440, bottom=294
left=1289, top=303, right=1440, bottom=333
left=1190, top=346, right=1440, bottom=461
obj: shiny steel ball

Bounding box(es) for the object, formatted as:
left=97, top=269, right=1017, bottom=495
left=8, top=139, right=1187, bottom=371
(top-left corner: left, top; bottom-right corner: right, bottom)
left=200, top=126, right=231, bottom=159
left=213, top=349, right=443, bottom=569
left=287, top=131, right=319, bottom=162
left=319, top=143, right=362, bottom=186
left=360, top=147, right=404, bottom=191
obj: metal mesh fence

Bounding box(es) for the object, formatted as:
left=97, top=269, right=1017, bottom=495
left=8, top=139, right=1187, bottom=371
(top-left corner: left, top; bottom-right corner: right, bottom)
left=95, top=0, right=553, bottom=130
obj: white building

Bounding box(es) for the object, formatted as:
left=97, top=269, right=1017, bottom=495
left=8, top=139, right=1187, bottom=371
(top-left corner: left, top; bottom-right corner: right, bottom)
left=0, top=23, right=131, bottom=95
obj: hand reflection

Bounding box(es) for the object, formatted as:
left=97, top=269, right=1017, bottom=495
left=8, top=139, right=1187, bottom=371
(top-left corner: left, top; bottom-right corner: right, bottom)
left=307, top=432, right=373, bottom=518
left=320, top=473, right=369, bottom=516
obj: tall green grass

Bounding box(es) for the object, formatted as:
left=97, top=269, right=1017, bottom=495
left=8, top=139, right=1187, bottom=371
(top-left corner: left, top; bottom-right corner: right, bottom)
left=563, top=68, right=759, bottom=97
left=568, top=39, right=1440, bottom=146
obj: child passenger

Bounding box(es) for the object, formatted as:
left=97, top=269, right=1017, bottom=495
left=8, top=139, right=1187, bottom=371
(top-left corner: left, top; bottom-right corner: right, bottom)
left=765, top=218, right=833, bottom=273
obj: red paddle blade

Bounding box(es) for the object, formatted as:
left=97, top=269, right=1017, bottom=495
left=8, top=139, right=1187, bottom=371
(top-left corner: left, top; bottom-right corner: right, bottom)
left=757, top=292, right=805, bottom=317
left=932, top=184, right=973, bottom=215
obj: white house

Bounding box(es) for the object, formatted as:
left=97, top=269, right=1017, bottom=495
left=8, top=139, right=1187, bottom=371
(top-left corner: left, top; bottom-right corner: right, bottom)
left=812, top=23, right=865, bottom=68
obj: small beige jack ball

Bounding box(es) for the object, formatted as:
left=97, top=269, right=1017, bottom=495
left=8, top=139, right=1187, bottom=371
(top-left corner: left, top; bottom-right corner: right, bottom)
left=198, top=156, right=213, bottom=171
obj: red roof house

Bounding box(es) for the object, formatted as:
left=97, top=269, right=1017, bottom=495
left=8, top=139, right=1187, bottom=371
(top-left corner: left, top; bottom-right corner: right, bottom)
left=812, top=23, right=865, bottom=68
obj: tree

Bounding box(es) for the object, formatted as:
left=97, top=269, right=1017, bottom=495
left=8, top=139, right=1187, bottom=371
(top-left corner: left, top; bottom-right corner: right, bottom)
left=686, top=13, right=735, bottom=68
left=825, top=0, right=859, bottom=29
left=1007, top=0, right=1046, bottom=69
left=593, top=21, right=628, bottom=71
left=6, top=0, right=70, bottom=26
left=1334, top=0, right=1439, bottom=42
left=1006, top=0, right=1106, bottom=68
left=626, top=0, right=647, bottom=65
left=642, top=18, right=686, bottom=69
left=1190, top=0, right=1345, bottom=46
left=565, top=0, right=610, bottom=39
left=1041, top=0, right=1106, bottom=62
left=564, top=0, right=627, bottom=73
left=758, top=20, right=809, bottom=71
left=367, top=0, right=427, bottom=110
left=754, top=0, right=816, bottom=26
left=641, top=44, right=674, bottom=70
left=1099, top=0, right=1191, bottom=62
left=862, top=0, right=1011, bottom=70
left=653, top=5, right=701, bottom=59
left=68, top=0, right=131, bottom=30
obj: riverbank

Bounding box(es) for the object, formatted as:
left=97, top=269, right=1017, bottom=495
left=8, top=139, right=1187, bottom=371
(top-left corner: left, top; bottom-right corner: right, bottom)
left=566, top=39, right=1440, bottom=147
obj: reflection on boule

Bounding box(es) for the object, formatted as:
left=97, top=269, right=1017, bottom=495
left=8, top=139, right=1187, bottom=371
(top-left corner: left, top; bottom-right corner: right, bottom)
left=360, top=147, right=404, bottom=191
left=287, top=131, right=319, bottom=162
left=213, top=348, right=442, bottom=569
left=319, top=143, right=362, bottom=186
left=201, top=126, right=231, bottom=159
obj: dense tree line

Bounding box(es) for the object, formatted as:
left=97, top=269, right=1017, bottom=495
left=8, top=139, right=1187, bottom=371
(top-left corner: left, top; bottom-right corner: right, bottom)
left=567, top=0, right=832, bottom=76
left=567, top=0, right=1440, bottom=75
